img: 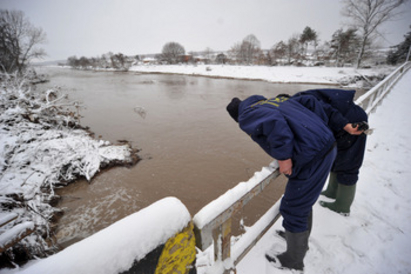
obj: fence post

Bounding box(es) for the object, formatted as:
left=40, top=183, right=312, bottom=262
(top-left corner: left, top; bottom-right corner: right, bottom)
left=213, top=218, right=232, bottom=263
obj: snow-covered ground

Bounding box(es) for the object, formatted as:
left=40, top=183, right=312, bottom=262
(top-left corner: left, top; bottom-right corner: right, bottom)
left=236, top=69, right=411, bottom=274
left=130, top=64, right=393, bottom=87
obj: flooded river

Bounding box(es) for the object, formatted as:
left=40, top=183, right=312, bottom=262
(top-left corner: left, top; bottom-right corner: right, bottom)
left=37, top=67, right=343, bottom=248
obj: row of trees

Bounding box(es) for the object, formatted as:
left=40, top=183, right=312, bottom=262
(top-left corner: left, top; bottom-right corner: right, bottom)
left=267, top=26, right=364, bottom=67
left=155, top=0, right=410, bottom=68
left=66, top=52, right=132, bottom=70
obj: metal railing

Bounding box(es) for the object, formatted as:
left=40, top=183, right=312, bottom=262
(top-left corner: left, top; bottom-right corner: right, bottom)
left=193, top=162, right=281, bottom=273
left=355, top=62, right=411, bottom=114
left=193, top=62, right=411, bottom=274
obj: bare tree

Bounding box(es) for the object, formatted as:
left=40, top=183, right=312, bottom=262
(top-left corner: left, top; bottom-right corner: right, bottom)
left=0, top=9, right=47, bottom=74
left=286, top=35, right=301, bottom=65
left=228, top=42, right=241, bottom=64
left=203, top=47, right=214, bottom=63
left=161, top=42, right=185, bottom=64
left=229, top=34, right=262, bottom=65
left=341, top=0, right=408, bottom=68
left=215, top=53, right=228, bottom=64
left=270, top=41, right=288, bottom=65
left=241, top=34, right=262, bottom=65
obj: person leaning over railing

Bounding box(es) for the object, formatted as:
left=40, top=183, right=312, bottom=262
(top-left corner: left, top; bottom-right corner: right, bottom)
left=292, top=89, right=368, bottom=216
left=226, top=94, right=363, bottom=271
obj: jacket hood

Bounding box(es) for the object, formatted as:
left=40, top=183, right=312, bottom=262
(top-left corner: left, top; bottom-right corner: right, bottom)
left=309, top=89, right=356, bottom=115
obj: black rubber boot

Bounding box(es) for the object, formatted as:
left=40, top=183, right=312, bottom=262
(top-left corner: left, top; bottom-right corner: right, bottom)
left=277, top=210, right=312, bottom=240
left=266, top=230, right=309, bottom=271
left=307, top=210, right=312, bottom=237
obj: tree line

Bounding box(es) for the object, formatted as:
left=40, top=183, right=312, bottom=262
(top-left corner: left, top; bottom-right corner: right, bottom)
left=66, top=52, right=132, bottom=70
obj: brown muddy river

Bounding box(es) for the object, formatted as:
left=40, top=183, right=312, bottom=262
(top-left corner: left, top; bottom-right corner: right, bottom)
left=37, top=67, right=346, bottom=248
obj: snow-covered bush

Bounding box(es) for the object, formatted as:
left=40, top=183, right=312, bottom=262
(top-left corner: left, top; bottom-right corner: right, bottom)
left=0, top=73, right=139, bottom=266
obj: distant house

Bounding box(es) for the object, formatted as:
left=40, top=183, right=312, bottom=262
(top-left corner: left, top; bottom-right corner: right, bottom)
left=179, top=54, right=192, bottom=63
left=142, top=57, right=158, bottom=65
left=193, top=55, right=210, bottom=64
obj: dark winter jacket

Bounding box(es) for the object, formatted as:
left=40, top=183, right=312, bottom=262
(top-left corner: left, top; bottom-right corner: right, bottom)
left=238, top=95, right=336, bottom=171
left=293, top=89, right=368, bottom=184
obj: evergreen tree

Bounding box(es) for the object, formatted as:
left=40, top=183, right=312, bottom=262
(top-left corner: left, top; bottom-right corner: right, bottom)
left=387, top=26, right=411, bottom=65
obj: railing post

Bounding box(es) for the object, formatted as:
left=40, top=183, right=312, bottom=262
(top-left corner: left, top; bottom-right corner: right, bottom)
left=213, top=218, right=233, bottom=273
left=193, top=163, right=280, bottom=273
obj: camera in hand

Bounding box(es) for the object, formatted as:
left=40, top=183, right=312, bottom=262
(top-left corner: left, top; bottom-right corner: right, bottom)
left=352, top=121, right=369, bottom=131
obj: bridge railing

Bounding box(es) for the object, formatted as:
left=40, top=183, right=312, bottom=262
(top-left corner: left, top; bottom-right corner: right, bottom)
left=355, top=61, right=411, bottom=114
left=193, top=161, right=281, bottom=273
left=193, top=62, right=411, bottom=274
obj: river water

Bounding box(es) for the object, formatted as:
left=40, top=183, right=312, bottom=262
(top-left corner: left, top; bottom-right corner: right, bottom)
left=37, top=67, right=343, bottom=248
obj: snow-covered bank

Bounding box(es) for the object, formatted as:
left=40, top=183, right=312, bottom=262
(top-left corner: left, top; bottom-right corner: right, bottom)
left=0, top=75, right=139, bottom=265
left=130, top=64, right=394, bottom=87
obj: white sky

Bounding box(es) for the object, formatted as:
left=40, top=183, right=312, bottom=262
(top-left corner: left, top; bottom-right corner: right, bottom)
left=1, top=0, right=410, bottom=61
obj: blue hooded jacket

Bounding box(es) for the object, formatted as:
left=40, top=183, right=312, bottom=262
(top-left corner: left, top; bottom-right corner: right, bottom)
left=293, top=89, right=368, bottom=184
left=238, top=95, right=336, bottom=170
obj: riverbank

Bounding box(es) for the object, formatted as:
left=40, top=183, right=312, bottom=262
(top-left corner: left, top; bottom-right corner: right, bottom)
left=0, top=74, right=139, bottom=266
left=129, top=64, right=394, bottom=87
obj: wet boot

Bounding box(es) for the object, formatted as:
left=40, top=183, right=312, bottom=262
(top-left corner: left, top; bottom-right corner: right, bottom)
left=266, top=230, right=309, bottom=271
left=320, top=183, right=356, bottom=216
left=321, top=172, right=338, bottom=199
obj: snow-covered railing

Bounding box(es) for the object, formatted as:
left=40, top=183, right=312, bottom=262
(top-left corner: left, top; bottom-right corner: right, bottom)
left=355, top=61, right=411, bottom=114
left=193, top=161, right=281, bottom=273
left=8, top=197, right=196, bottom=274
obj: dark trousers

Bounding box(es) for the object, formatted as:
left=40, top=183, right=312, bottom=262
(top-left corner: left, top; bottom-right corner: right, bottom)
left=280, top=147, right=337, bottom=232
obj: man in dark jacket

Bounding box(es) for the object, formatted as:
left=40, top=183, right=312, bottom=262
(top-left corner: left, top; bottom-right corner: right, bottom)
left=227, top=95, right=339, bottom=271
left=227, top=94, right=363, bottom=271
left=293, top=89, right=368, bottom=216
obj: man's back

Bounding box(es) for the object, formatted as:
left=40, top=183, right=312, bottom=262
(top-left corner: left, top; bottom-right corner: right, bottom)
left=237, top=95, right=335, bottom=168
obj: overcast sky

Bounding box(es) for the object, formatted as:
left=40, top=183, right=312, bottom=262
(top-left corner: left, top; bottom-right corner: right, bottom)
left=1, top=0, right=411, bottom=61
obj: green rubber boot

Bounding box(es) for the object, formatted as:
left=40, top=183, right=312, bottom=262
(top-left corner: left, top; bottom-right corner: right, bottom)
left=321, top=172, right=338, bottom=199
left=320, top=183, right=356, bottom=216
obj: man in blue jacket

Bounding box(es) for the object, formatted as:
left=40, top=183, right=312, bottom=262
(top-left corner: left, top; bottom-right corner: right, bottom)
left=293, top=89, right=368, bottom=216
left=226, top=94, right=361, bottom=271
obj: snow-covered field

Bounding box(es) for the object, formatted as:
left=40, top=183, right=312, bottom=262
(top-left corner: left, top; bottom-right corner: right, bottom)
left=130, top=64, right=393, bottom=87
left=1, top=64, right=409, bottom=273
